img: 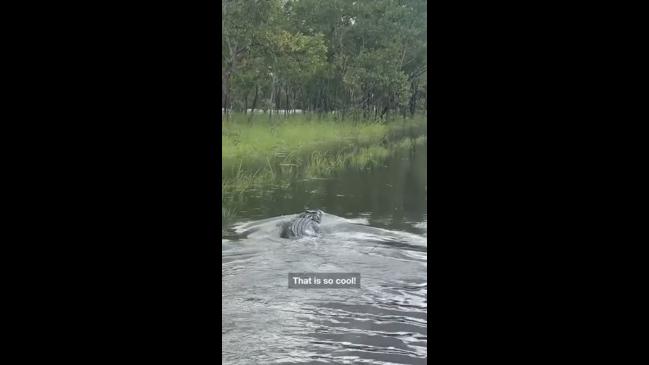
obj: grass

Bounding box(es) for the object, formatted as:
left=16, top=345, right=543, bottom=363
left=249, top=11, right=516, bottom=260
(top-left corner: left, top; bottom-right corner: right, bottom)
left=222, top=113, right=427, bottom=194
left=223, top=115, right=394, bottom=173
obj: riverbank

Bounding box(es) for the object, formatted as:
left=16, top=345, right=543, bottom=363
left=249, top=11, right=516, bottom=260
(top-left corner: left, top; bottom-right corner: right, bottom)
left=222, top=114, right=427, bottom=195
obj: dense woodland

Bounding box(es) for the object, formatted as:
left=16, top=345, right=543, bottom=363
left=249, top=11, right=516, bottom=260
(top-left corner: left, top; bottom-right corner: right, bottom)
left=222, top=0, right=427, bottom=120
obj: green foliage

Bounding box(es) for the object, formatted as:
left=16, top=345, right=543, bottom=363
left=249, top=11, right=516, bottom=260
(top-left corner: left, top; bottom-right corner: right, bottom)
left=222, top=0, right=427, bottom=118
left=222, top=113, right=427, bottom=195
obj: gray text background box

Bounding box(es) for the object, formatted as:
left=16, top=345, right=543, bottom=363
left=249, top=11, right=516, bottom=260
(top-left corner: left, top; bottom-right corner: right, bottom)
left=288, top=272, right=361, bottom=289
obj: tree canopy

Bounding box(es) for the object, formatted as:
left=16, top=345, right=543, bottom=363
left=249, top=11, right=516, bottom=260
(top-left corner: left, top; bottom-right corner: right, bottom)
left=222, top=0, right=427, bottom=120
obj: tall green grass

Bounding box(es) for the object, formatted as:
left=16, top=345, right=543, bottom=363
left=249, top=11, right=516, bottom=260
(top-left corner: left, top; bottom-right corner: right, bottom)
left=223, top=116, right=395, bottom=171
left=222, top=113, right=426, bottom=194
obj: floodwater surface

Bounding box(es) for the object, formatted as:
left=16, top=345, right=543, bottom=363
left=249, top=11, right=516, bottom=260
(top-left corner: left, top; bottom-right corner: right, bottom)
left=222, top=138, right=427, bottom=364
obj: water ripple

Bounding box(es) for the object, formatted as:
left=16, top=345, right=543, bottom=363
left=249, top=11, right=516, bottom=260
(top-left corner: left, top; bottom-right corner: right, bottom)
left=222, top=213, right=427, bottom=364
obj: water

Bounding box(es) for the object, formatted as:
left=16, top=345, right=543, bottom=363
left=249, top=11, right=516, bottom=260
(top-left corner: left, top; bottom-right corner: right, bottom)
left=222, top=140, right=427, bottom=364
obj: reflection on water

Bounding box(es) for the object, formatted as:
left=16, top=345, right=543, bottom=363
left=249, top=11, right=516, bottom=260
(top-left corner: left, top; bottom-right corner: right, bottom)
left=222, top=139, right=427, bottom=364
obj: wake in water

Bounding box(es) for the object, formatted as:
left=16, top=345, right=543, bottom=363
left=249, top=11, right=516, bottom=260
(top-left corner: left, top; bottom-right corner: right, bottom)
left=222, top=212, right=427, bottom=364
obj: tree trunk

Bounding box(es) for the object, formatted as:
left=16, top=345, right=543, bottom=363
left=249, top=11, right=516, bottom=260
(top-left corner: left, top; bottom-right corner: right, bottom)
left=243, top=90, right=248, bottom=115
left=409, top=79, right=418, bottom=117
left=285, top=84, right=289, bottom=117
left=248, top=85, right=259, bottom=122
left=222, top=69, right=230, bottom=117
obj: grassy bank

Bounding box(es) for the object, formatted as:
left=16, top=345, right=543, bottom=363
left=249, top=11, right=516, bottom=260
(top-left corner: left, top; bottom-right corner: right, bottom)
left=222, top=113, right=427, bottom=194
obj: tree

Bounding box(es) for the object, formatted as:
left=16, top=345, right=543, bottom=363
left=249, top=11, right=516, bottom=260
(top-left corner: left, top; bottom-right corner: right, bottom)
left=221, top=0, right=427, bottom=121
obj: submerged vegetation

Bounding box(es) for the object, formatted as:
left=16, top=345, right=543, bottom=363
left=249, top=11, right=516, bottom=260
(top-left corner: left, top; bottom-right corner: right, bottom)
left=221, top=114, right=426, bottom=228
left=223, top=114, right=390, bottom=171
left=222, top=114, right=426, bottom=195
